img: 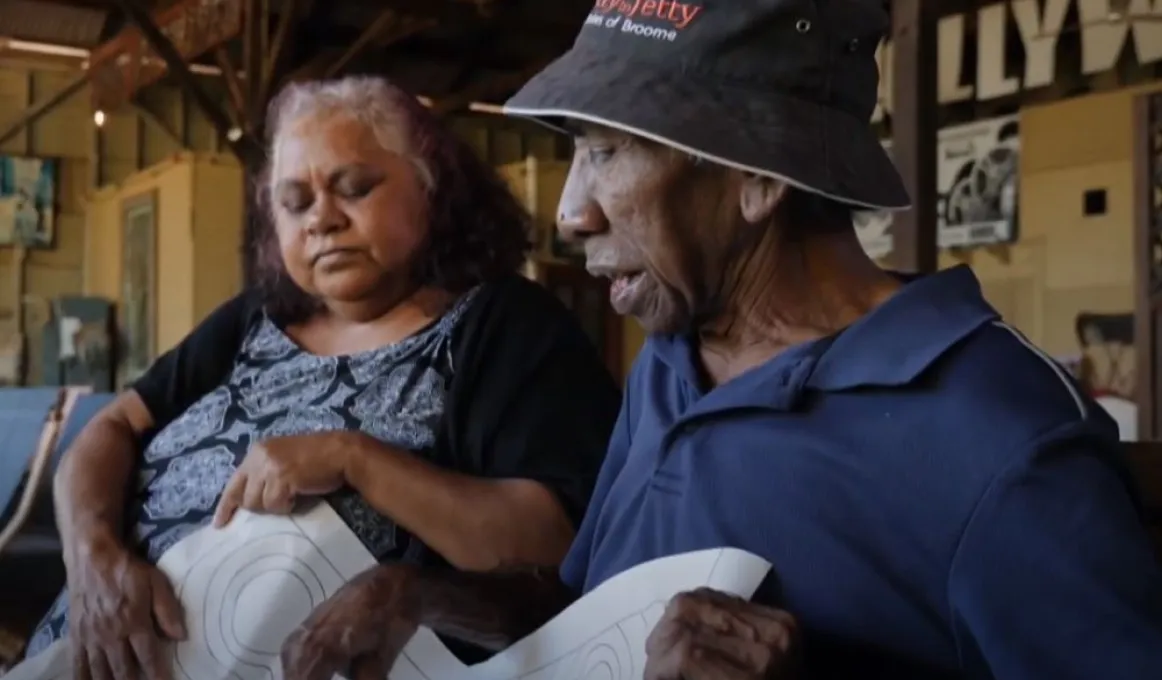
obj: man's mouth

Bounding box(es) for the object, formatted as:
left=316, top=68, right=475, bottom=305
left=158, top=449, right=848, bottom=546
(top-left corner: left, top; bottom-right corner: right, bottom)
left=605, top=271, right=647, bottom=314
left=609, top=272, right=645, bottom=297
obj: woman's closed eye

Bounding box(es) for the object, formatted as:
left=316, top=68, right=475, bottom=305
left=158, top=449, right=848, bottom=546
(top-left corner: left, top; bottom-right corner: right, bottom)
left=278, top=185, right=314, bottom=214
left=334, top=176, right=380, bottom=200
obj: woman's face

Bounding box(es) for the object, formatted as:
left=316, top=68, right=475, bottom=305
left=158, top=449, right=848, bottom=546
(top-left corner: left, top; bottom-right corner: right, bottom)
left=269, top=111, right=429, bottom=308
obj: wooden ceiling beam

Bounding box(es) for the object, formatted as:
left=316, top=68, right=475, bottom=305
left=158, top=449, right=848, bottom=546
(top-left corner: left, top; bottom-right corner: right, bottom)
left=111, top=0, right=263, bottom=167
left=0, top=70, right=89, bottom=148
left=429, top=61, right=548, bottom=116
left=259, top=0, right=299, bottom=108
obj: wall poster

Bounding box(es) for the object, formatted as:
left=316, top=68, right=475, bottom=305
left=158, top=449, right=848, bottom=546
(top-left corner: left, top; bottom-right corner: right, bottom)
left=937, top=115, right=1020, bottom=248
left=854, top=114, right=1021, bottom=259
left=120, top=191, right=158, bottom=385
left=0, top=155, right=58, bottom=247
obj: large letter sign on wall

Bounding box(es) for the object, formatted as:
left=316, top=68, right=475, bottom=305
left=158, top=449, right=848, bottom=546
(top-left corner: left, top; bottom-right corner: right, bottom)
left=872, top=0, right=1162, bottom=122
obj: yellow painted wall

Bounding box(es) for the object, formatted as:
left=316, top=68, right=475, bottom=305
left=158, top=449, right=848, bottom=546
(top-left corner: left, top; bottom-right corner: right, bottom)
left=0, top=58, right=226, bottom=383
left=191, top=158, right=244, bottom=323
left=85, top=153, right=242, bottom=358
left=948, top=83, right=1159, bottom=363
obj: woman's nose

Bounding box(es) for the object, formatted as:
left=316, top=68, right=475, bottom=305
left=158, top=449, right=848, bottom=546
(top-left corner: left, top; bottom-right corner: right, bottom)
left=306, top=197, right=347, bottom=236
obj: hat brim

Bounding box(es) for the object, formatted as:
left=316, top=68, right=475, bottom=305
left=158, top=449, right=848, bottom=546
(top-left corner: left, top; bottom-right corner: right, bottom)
left=504, top=48, right=910, bottom=212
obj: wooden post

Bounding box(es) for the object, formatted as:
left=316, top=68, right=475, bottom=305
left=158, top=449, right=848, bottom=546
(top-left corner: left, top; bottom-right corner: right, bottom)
left=886, top=0, right=938, bottom=274
left=1134, top=93, right=1162, bottom=440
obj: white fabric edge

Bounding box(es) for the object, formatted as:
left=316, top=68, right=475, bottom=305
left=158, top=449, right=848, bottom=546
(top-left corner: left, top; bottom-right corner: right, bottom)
left=993, top=321, right=1088, bottom=420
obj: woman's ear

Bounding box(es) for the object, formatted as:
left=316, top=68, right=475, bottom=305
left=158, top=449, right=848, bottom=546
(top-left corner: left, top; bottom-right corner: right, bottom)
left=738, top=175, right=789, bottom=225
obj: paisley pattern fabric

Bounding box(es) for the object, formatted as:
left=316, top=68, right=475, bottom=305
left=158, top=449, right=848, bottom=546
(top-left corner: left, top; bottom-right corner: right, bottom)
left=27, top=289, right=479, bottom=656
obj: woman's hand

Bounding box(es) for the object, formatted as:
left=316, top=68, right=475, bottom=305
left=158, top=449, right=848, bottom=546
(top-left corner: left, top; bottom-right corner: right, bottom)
left=213, top=431, right=365, bottom=527
left=281, top=565, right=419, bottom=680
left=644, top=588, right=800, bottom=680
left=67, top=537, right=186, bottom=680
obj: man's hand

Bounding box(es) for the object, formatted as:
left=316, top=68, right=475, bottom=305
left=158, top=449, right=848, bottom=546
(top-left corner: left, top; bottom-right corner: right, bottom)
left=281, top=565, right=419, bottom=680
left=213, top=431, right=368, bottom=527
left=644, top=588, right=800, bottom=680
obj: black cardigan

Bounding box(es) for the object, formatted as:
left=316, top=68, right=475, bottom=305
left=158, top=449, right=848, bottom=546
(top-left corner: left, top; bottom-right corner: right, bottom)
left=132, top=275, right=622, bottom=529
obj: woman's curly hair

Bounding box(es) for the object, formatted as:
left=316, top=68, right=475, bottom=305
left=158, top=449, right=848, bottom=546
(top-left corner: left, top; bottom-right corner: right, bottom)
left=253, top=76, right=532, bottom=323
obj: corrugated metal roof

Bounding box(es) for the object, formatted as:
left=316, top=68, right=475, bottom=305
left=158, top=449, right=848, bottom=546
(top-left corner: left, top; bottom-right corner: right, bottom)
left=0, top=0, right=109, bottom=47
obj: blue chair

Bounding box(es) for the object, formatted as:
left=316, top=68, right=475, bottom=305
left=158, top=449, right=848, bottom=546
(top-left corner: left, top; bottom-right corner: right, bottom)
left=0, top=388, right=63, bottom=528
left=0, top=390, right=114, bottom=640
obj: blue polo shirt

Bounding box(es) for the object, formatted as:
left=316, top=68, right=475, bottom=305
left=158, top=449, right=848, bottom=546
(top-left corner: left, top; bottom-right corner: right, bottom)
left=561, top=266, right=1162, bottom=679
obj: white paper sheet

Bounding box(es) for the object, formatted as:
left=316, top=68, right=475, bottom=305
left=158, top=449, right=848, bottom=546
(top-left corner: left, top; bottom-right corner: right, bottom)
left=6, top=505, right=771, bottom=680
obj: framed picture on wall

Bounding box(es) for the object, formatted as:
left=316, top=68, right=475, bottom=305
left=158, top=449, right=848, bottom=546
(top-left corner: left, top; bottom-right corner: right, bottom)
left=120, top=191, right=158, bottom=385
left=0, top=155, right=58, bottom=247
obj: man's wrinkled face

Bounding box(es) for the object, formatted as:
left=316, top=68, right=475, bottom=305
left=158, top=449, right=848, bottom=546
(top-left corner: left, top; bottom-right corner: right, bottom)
left=557, top=124, right=750, bottom=334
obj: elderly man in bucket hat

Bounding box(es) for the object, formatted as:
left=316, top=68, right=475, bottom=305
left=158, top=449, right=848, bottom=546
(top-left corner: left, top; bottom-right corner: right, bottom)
left=282, top=1, right=1162, bottom=678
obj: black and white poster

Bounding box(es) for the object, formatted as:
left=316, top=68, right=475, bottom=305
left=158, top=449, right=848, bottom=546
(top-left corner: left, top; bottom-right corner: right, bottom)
left=854, top=114, right=1020, bottom=259
left=937, top=115, right=1020, bottom=248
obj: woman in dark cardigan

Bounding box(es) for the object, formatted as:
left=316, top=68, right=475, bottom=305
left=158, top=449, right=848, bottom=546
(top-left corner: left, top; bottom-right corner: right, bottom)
left=30, top=75, right=620, bottom=680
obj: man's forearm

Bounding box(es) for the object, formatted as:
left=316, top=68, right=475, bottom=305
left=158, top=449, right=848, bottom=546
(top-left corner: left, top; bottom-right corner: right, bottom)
left=403, top=565, right=578, bottom=651
left=345, top=436, right=575, bottom=571
left=55, top=416, right=140, bottom=565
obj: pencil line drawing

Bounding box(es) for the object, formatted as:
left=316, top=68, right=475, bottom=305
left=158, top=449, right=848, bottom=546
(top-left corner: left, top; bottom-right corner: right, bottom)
left=4, top=507, right=771, bottom=680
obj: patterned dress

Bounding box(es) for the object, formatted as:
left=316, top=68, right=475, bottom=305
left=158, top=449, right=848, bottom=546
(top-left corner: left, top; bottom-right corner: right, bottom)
left=27, top=289, right=479, bottom=656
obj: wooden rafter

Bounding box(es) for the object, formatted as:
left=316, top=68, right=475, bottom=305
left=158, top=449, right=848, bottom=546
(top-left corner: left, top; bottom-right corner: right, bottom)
left=214, top=47, right=248, bottom=126
left=111, top=0, right=263, bottom=167
left=259, top=0, right=298, bottom=109
left=0, top=71, right=89, bottom=147
left=324, top=9, right=402, bottom=78
left=430, top=61, right=549, bottom=116
left=243, top=0, right=265, bottom=127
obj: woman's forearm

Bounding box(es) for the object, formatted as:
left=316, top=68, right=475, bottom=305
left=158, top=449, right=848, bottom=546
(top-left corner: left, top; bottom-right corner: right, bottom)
left=343, top=438, right=575, bottom=572
left=55, top=394, right=153, bottom=567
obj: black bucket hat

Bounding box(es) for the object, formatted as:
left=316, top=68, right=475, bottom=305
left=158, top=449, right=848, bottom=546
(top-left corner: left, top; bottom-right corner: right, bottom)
left=504, top=0, right=909, bottom=212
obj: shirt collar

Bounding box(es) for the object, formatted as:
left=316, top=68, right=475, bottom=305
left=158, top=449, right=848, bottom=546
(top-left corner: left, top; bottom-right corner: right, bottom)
left=649, top=265, right=998, bottom=393
left=806, top=265, right=999, bottom=390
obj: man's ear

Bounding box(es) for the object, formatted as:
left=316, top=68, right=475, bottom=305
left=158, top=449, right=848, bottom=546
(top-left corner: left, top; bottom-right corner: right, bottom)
left=738, top=175, right=789, bottom=225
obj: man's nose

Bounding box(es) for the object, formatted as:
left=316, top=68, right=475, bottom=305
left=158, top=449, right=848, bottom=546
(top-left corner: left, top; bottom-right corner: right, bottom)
left=556, top=164, right=608, bottom=242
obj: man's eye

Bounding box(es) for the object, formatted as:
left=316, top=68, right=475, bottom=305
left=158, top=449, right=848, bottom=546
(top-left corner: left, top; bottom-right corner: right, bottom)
left=588, top=147, right=615, bottom=163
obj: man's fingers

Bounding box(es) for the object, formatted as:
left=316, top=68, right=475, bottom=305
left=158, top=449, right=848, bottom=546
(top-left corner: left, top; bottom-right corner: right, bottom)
left=72, top=644, right=92, bottom=680
left=685, top=629, right=771, bottom=674
left=213, top=472, right=246, bottom=527
left=281, top=636, right=344, bottom=680
left=85, top=646, right=114, bottom=680
left=106, top=640, right=140, bottom=680
left=350, top=653, right=389, bottom=680
left=646, top=637, right=755, bottom=680
left=150, top=569, right=187, bottom=641
left=645, top=616, right=684, bottom=656
left=129, top=632, right=172, bottom=680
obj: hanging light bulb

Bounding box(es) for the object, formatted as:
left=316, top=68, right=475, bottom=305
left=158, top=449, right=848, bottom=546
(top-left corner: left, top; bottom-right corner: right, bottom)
left=92, top=110, right=106, bottom=127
